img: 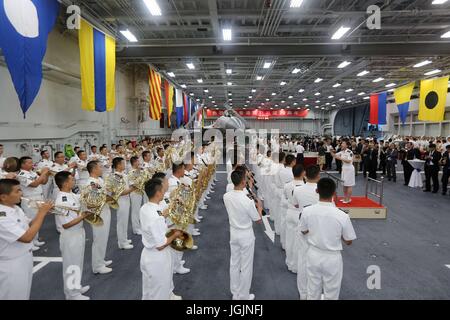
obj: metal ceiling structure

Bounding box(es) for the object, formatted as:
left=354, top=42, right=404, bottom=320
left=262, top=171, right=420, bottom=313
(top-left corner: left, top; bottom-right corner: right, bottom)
left=68, top=0, right=450, bottom=111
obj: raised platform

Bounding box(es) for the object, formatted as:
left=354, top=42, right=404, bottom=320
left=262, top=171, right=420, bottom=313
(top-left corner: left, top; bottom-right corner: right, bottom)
left=336, top=196, right=387, bottom=219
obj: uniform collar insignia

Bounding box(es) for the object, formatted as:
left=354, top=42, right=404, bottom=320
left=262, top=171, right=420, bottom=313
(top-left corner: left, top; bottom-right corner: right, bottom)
left=0, top=211, right=6, bottom=217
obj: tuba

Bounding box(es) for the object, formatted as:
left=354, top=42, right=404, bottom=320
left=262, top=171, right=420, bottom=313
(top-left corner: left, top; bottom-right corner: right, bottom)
left=105, top=173, right=126, bottom=209
left=79, top=184, right=106, bottom=226
left=165, top=185, right=194, bottom=251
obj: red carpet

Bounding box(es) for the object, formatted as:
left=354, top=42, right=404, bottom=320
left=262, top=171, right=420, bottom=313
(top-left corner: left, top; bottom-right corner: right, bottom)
left=336, top=196, right=384, bottom=208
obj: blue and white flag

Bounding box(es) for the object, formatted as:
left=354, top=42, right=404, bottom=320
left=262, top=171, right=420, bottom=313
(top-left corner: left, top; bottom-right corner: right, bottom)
left=0, top=0, right=60, bottom=116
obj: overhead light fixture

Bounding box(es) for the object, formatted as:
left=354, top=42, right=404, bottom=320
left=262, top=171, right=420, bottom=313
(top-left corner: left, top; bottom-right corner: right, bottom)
left=280, top=81, right=287, bottom=86
left=346, top=100, right=352, bottom=103
left=385, top=83, right=396, bottom=88
left=228, top=92, right=232, bottom=96
left=302, top=98, right=308, bottom=101
left=288, top=96, right=293, bottom=99
left=305, top=104, right=309, bottom=107
left=167, top=72, right=175, bottom=77
left=315, top=100, right=321, bottom=103
left=292, top=68, right=301, bottom=74
left=227, top=82, right=233, bottom=86
left=331, top=26, right=351, bottom=40
left=328, top=95, right=334, bottom=99
left=432, top=0, right=448, bottom=4
left=203, top=89, right=208, bottom=93
left=181, top=84, right=187, bottom=89
left=275, top=104, right=279, bottom=107
left=189, top=93, right=194, bottom=96
left=143, top=0, right=162, bottom=16
left=294, top=102, right=298, bottom=106
left=281, top=100, right=286, bottom=103
left=266, top=98, right=270, bottom=101
left=287, top=106, right=290, bottom=109
left=339, top=98, right=345, bottom=101
left=208, top=96, right=213, bottom=99
left=256, top=76, right=263, bottom=80
left=357, top=70, right=370, bottom=77
left=363, top=96, right=370, bottom=100
left=315, top=106, right=319, bottom=109
left=226, top=69, right=232, bottom=74
left=272, top=92, right=277, bottom=96
left=186, top=63, right=195, bottom=70
left=314, top=78, right=323, bottom=83
left=246, top=100, right=250, bottom=103
left=442, top=30, right=450, bottom=38
left=424, top=69, right=441, bottom=76
left=263, top=61, right=272, bottom=69
left=298, top=89, right=305, bottom=93
left=212, top=100, right=215, bottom=103
left=332, top=83, right=341, bottom=88
left=197, top=79, right=203, bottom=84
left=331, top=104, right=336, bottom=107
left=249, top=96, right=253, bottom=99
left=120, top=29, right=138, bottom=42
left=196, top=99, right=200, bottom=102
left=358, top=92, right=366, bottom=96
left=338, top=61, right=351, bottom=68
left=413, top=60, right=432, bottom=68
left=387, top=89, right=394, bottom=92
left=345, top=88, right=354, bottom=92
left=223, top=28, right=232, bottom=41
left=373, top=77, right=384, bottom=83
left=290, top=0, right=304, bottom=7
left=326, top=102, right=330, bottom=105
left=314, top=92, right=321, bottom=96
left=251, top=89, right=256, bottom=93
left=229, top=98, right=233, bottom=101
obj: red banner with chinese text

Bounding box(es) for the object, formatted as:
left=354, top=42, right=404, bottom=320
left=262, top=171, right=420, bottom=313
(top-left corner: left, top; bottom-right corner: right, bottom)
left=206, top=109, right=309, bottom=119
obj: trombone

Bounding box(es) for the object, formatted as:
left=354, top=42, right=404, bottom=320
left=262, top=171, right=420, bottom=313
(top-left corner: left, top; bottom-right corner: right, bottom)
left=21, top=198, right=94, bottom=219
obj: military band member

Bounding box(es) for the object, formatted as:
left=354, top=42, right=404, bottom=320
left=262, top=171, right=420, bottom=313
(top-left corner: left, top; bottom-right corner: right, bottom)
left=72, top=150, right=89, bottom=189
left=69, top=146, right=80, bottom=164
left=299, top=178, right=356, bottom=300
left=129, top=157, right=143, bottom=235
left=86, top=161, right=113, bottom=274
left=98, top=146, right=112, bottom=177
left=140, top=179, right=182, bottom=300
left=331, top=141, right=355, bottom=203
left=88, top=145, right=100, bottom=162
left=18, top=156, right=50, bottom=250
left=223, top=170, right=262, bottom=300
left=276, top=154, right=295, bottom=249
left=292, top=165, right=320, bottom=300
left=54, top=172, right=90, bottom=300
left=36, top=150, right=54, bottom=199
left=142, top=151, right=153, bottom=170
left=284, top=164, right=305, bottom=274
left=111, top=157, right=135, bottom=250
left=0, top=179, right=53, bottom=300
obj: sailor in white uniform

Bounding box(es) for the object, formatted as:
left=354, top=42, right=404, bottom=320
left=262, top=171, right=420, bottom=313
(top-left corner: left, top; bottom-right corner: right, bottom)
left=299, top=177, right=356, bottom=300
left=85, top=161, right=113, bottom=274
left=0, top=179, right=52, bottom=300
left=17, top=156, right=50, bottom=250
left=54, top=172, right=90, bottom=300
left=110, top=157, right=135, bottom=250
left=129, top=156, right=144, bottom=235
left=223, top=169, right=262, bottom=300
left=36, top=150, right=54, bottom=199
left=98, top=146, right=112, bottom=177
left=284, top=164, right=305, bottom=274
left=332, top=141, right=355, bottom=204
left=71, top=150, right=89, bottom=189
left=140, top=179, right=182, bottom=300
left=292, top=165, right=320, bottom=299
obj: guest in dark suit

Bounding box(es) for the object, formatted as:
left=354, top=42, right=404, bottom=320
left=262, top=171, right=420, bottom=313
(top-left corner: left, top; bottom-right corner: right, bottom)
left=441, top=145, right=450, bottom=196
left=424, top=144, right=441, bottom=193
left=402, top=142, right=421, bottom=186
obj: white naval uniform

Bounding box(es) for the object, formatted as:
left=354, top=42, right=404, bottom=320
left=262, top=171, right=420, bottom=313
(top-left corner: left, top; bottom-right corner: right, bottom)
left=260, top=157, right=273, bottom=211
left=336, top=149, right=355, bottom=187
left=50, top=163, right=70, bottom=201
left=113, top=172, right=131, bottom=248
left=140, top=202, right=173, bottom=300
left=36, top=159, right=54, bottom=199
left=86, top=177, right=112, bottom=272
left=17, top=170, right=43, bottom=223
left=276, top=166, right=294, bottom=247
left=99, top=155, right=111, bottom=177
left=223, top=189, right=261, bottom=300
left=167, top=176, right=184, bottom=272
left=293, top=182, right=319, bottom=299
left=129, top=169, right=144, bottom=235
left=55, top=192, right=86, bottom=300
left=0, top=204, right=33, bottom=300
left=0, top=156, right=5, bottom=168
left=299, top=202, right=356, bottom=300
left=270, top=163, right=283, bottom=232
left=284, top=179, right=304, bottom=273
left=75, top=159, right=89, bottom=188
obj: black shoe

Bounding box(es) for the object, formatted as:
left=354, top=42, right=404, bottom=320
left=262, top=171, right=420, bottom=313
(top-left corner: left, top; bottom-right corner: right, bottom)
left=423, top=190, right=431, bottom=192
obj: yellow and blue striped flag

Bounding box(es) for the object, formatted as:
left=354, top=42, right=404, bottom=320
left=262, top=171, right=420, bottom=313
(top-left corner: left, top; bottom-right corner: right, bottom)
left=79, top=19, right=116, bottom=112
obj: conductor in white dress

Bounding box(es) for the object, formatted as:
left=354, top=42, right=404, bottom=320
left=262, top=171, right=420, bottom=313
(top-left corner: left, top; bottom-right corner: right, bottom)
left=331, top=141, right=355, bottom=204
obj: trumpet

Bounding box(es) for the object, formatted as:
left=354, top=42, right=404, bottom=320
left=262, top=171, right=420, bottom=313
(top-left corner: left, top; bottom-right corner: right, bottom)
left=21, top=197, right=86, bottom=217
left=36, top=169, right=58, bottom=176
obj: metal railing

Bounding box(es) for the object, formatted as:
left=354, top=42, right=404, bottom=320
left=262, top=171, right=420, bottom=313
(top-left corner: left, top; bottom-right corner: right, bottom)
left=365, top=177, right=384, bottom=205
left=322, top=172, right=345, bottom=198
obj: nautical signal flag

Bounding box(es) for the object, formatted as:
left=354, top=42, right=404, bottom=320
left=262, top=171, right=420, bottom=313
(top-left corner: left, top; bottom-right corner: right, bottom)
left=394, top=82, right=415, bottom=125
left=0, top=0, right=60, bottom=116
left=164, top=80, right=174, bottom=126
left=149, top=67, right=162, bottom=120
left=418, top=76, right=449, bottom=122
left=175, top=89, right=184, bottom=128
left=369, top=92, right=387, bottom=125
left=79, top=19, right=116, bottom=112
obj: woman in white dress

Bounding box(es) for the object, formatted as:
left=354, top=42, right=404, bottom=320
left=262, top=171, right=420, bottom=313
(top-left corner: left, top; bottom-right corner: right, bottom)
left=331, top=140, right=355, bottom=204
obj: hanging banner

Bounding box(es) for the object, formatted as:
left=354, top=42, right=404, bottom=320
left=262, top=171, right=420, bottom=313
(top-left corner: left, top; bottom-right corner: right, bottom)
left=206, top=109, right=309, bottom=119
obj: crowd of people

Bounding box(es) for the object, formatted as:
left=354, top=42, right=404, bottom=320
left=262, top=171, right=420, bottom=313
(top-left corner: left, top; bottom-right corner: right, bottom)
left=0, top=138, right=219, bottom=300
